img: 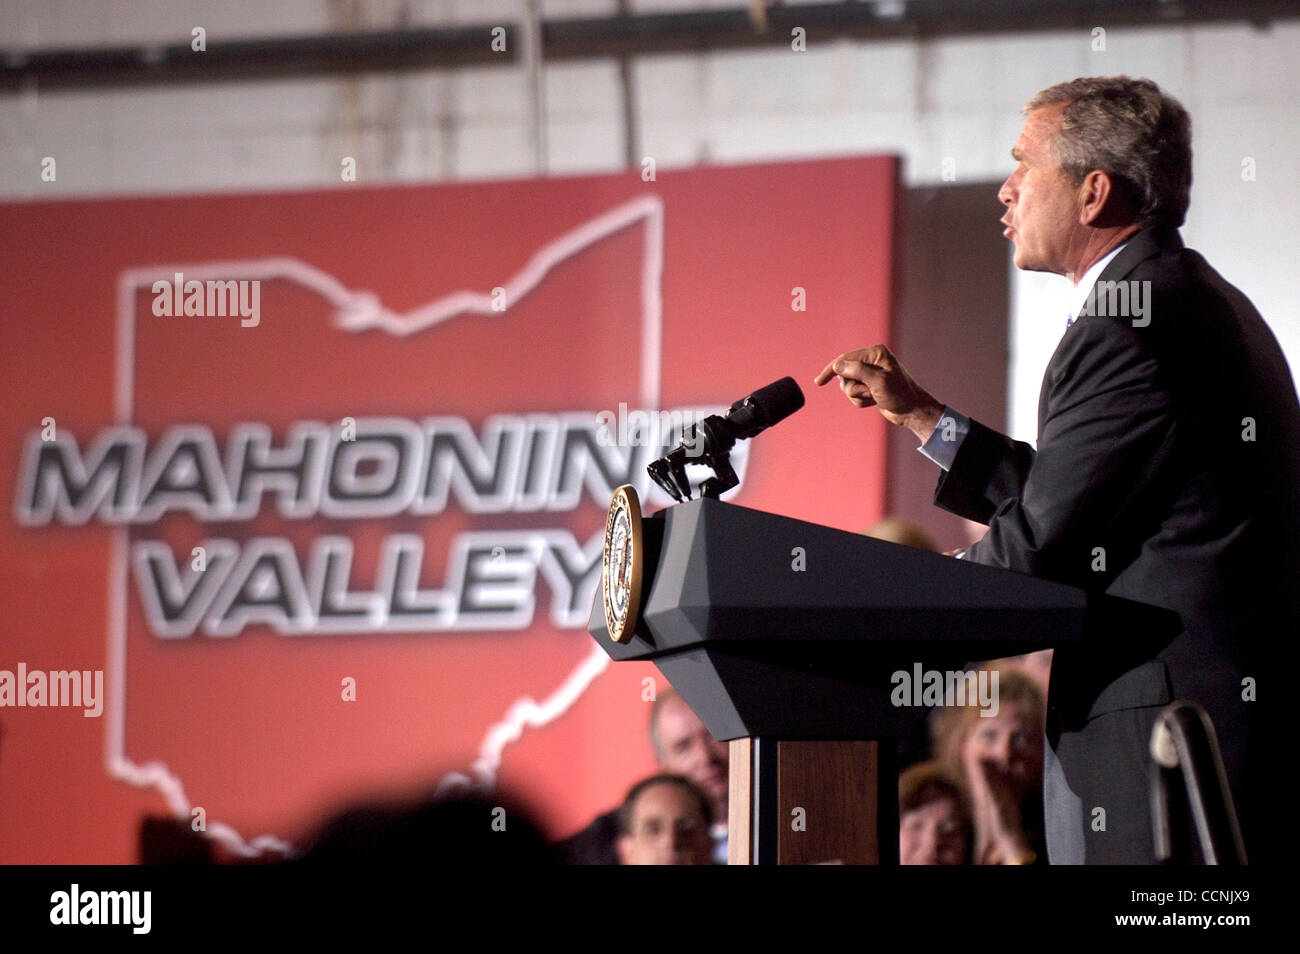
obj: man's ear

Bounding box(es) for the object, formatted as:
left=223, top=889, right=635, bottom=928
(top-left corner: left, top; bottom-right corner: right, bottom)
left=1076, top=169, right=1112, bottom=226
left=1078, top=169, right=1134, bottom=228
left=615, top=834, right=633, bottom=865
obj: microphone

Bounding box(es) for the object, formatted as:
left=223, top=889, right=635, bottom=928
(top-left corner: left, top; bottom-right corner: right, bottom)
left=648, top=376, right=805, bottom=502
left=723, top=376, right=806, bottom=441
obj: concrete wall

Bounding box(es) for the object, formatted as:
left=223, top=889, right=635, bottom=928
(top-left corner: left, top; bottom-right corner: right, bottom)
left=3, top=1, right=1298, bottom=438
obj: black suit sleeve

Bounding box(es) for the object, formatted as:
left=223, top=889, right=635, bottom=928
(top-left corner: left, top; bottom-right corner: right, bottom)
left=936, top=315, right=1178, bottom=586
left=933, top=419, right=1035, bottom=523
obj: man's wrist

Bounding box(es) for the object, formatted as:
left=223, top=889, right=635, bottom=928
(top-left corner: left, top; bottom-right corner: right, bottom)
left=904, top=399, right=945, bottom=444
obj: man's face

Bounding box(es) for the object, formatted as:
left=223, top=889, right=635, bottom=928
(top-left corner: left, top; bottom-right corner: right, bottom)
left=654, top=697, right=729, bottom=818
left=899, top=797, right=968, bottom=866
left=998, top=103, right=1086, bottom=276
left=959, top=702, right=1044, bottom=799
left=616, top=782, right=714, bottom=865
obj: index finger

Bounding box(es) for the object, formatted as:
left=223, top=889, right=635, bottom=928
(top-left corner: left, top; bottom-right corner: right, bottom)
left=814, top=356, right=847, bottom=386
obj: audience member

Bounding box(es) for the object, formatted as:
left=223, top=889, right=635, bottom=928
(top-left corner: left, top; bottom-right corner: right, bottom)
left=299, top=790, right=554, bottom=866
left=932, top=669, right=1045, bottom=864
left=863, top=516, right=938, bottom=553
left=651, top=689, right=729, bottom=834
left=898, top=761, right=972, bottom=865
left=985, top=650, right=1052, bottom=707
left=615, top=774, right=716, bottom=866
left=555, top=686, right=729, bottom=864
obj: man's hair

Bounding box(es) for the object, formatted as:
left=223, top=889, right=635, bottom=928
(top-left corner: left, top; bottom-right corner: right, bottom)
left=616, top=773, right=712, bottom=837
left=1024, top=75, right=1192, bottom=230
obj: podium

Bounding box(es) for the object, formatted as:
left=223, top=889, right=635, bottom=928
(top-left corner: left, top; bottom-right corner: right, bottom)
left=588, top=495, right=1177, bottom=864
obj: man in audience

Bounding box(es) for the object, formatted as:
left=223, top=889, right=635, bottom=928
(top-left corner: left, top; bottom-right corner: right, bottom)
left=651, top=688, right=729, bottom=854
left=554, top=686, right=729, bottom=863
left=615, top=774, right=716, bottom=866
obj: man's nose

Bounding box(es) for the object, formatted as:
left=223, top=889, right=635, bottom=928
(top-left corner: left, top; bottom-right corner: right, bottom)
left=998, top=176, right=1015, bottom=206
left=992, top=735, right=1013, bottom=767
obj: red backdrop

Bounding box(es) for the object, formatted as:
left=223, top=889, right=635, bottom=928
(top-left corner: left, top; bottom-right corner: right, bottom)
left=0, top=156, right=897, bottom=863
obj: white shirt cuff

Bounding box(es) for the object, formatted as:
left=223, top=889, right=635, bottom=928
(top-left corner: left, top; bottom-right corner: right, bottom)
left=916, top=406, right=970, bottom=472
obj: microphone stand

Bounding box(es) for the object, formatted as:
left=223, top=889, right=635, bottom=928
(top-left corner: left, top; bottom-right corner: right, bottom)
left=647, top=415, right=739, bottom=501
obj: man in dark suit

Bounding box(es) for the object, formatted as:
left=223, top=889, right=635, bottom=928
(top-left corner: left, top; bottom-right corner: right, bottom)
left=816, top=76, right=1298, bottom=863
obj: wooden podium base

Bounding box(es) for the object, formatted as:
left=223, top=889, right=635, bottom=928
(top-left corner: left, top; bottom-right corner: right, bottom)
left=728, top=739, right=894, bottom=865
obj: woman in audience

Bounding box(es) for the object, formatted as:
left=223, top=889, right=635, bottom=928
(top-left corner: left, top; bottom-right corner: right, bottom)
left=931, top=668, right=1045, bottom=864
left=899, top=761, right=972, bottom=865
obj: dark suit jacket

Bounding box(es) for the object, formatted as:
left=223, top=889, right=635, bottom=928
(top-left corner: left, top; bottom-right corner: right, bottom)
left=934, top=226, right=1299, bottom=862
left=552, top=808, right=620, bottom=865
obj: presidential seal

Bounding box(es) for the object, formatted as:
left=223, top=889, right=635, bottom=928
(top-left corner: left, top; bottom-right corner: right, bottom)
left=602, top=484, right=644, bottom=644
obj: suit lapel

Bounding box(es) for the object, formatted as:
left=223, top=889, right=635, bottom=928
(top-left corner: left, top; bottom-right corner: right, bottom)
left=1035, top=227, right=1183, bottom=439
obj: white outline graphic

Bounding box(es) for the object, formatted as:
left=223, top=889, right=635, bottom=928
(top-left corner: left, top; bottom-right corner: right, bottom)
left=109, top=196, right=665, bottom=856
